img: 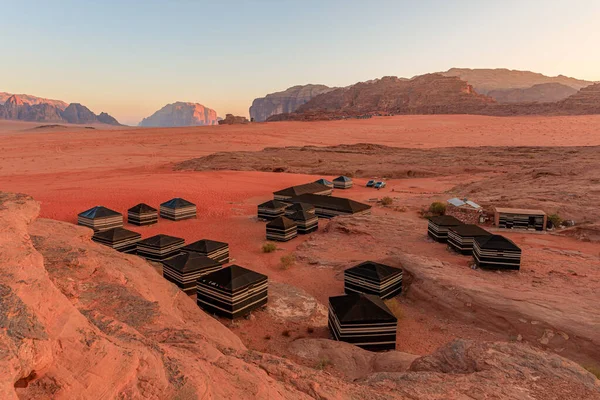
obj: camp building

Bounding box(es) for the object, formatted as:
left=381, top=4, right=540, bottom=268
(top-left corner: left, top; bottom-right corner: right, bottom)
left=344, top=261, right=403, bottom=299
left=473, top=234, right=522, bottom=270
left=257, top=200, right=288, bottom=220
left=91, top=227, right=141, bottom=253
left=160, top=198, right=197, bottom=221
left=427, top=215, right=463, bottom=242
left=333, top=176, right=353, bottom=189
left=447, top=224, right=492, bottom=255
left=78, top=206, right=123, bottom=231
left=136, top=234, right=185, bottom=261
left=266, top=216, right=298, bottom=241
left=162, top=252, right=222, bottom=294
left=273, top=182, right=333, bottom=201
left=494, top=208, right=547, bottom=231
left=287, top=194, right=371, bottom=219
left=182, top=239, right=230, bottom=264
left=128, top=203, right=158, bottom=226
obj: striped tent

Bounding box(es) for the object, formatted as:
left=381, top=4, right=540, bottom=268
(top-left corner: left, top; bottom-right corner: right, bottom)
left=162, top=252, right=222, bottom=294
left=266, top=216, right=297, bottom=242
left=78, top=206, right=123, bottom=231
left=288, top=210, right=318, bottom=234
left=284, top=202, right=316, bottom=216
left=273, top=182, right=333, bottom=201
left=196, top=265, right=268, bottom=319
left=257, top=200, right=288, bottom=220
left=473, top=235, right=522, bottom=270
left=160, top=198, right=197, bottom=221
left=92, top=227, right=141, bottom=253
left=328, top=293, right=397, bottom=351
left=287, top=194, right=371, bottom=219
left=427, top=215, right=463, bottom=242
left=314, top=178, right=334, bottom=189
left=128, top=203, right=158, bottom=226
left=182, top=239, right=230, bottom=264
left=344, top=261, right=403, bottom=299
left=136, top=234, right=185, bottom=261
left=333, top=176, right=353, bottom=189
left=448, top=224, right=492, bottom=255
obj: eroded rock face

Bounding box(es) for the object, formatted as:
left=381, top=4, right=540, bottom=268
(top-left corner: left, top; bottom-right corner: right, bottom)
left=488, top=83, right=578, bottom=103
left=60, top=103, right=97, bottom=124
left=139, top=102, right=219, bottom=127
left=249, top=84, right=334, bottom=122
left=0, top=92, right=69, bottom=110
left=218, top=113, right=249, bottom=125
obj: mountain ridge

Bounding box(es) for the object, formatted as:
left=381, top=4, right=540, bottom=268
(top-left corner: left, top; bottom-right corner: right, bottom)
left=139, top=102, right=219, bottom=127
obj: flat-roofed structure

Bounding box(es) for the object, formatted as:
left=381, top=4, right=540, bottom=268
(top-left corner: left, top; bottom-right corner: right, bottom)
left=344, top=261, right=403, bottom=299
left=162, top=252, right=222, bottom=294
left=78, top=206, right=123, bottom=231
left=448, top=224, right=492, bottom=255
left=273, top=182, right=333, bottom=201
left=473, top=235, right=522, bottom=270
left=494, top=208, right=547, bottom=231
left=287, top=194, right=371, bottom=219
left=427, top=215, right=463, bottom=242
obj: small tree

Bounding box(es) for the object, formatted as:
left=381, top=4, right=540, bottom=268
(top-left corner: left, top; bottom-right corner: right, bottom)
left=429, top=201, right=446, bottom=216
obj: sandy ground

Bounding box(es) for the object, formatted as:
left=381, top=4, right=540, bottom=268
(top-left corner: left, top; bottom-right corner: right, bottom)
left=1, top=115, right=599, bottom=369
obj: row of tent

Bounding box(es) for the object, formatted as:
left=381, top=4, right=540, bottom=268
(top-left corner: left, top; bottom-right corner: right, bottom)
left=78, top=199, right=197, bottom=231
left=427, top=215, right=522, bottom=270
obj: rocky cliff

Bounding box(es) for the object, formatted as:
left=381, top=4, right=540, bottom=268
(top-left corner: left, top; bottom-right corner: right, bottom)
left=218, top=113, right=249, bottom=125
left=0, top=92, right=68, bottom=110
left=139, top=102, right=219, bottom=127
left=488, top=83, right=578, bottom=103
left=249, top=84, right=334, bottom=122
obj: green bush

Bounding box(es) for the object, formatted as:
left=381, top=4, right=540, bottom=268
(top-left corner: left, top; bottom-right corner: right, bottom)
left=262, top=242, right=277, bottom=253
left=548, top=213, right=562, bottom=227
left=429, top=201, right=446, bottom=216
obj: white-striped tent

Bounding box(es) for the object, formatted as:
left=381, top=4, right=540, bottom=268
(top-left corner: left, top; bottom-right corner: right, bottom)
left=333, top=176, right=353, bottom=189
left=160, top=198, right=197, bottom=221
left=448, top=224, right=492, bottom=255
left=78, top=206, right=123, bottom=231
left=288, top=210, right=318, bottom=234
left=473, top=235, right=522, bottom=270
left=136, top=234, right=185, bottom=261
left=266, top=216, right=297, bottom=242
left=314, top=178, right=334, bottom=189
left=287, top=194, right=371, bottom=219
left=273, top=182, right=332, bottom=201
left=182, top=239, right=229, bottom=264
left=196, top=265, right=268, bottom=319
left=328, top=293, right=397, bottom=351
left=162, top=252, right=222, bottom=294
left=344, top=261, right=403, bottom=299
left=257, top=200, right=288, bottom=220
left=427, top=215, right=463, bottom=242
left=128, top=203, right=158, bottom=226
left=285, top=202, right=316, bottom=216
left=92, top=227, right=141, bottom=253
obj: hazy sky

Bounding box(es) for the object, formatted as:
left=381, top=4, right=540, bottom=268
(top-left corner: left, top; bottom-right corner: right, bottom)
left=1, top=0, right=599, bottom=125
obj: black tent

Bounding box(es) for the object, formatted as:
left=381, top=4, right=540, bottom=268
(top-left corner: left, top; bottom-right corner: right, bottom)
left=473, top=235, right=522, bottom=270
left=344, top=261, right=403, bottom=299
left=136, top=234, right=185, bottom=261
left=328, top=293, right=397, bottom=351
left=314, top=178, right=334, bottom=188
left=288, top=210, right=318, bottom=234
left=160, top=198, right=197, bottom=221
left=273, top=182, right=332, bottom=201
left=427, top=215, right=463, bottom=242
left=266, top=216, right=298, bottom=241
left=257, top=200, right=288, bottom=220
left=92, top=227, right=141, bottom=253
left=448, top=224, right=492, bottom=255
left=162, top=252, right=222, bottom=294
left=287, top=194, right=371, bottom=218
left=78, top=206, right=123, bottom=231
left=285, top=202, right=316, bottom=216
left=196, top=264, right=268, bottom=319
left=182, top=239, right=230, bottom=264
left=333, top=176, right=353, bottom=189
left=128, top=203, right=158, bottom=226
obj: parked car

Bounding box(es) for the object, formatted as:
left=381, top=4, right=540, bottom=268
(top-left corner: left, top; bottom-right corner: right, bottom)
left=374, top=181, right=386, bottom=189
left=366, top=180, right=375, bottom=187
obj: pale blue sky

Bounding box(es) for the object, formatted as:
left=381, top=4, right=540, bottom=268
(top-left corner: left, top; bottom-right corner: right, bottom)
left=1, top=0, right=598, bottom=125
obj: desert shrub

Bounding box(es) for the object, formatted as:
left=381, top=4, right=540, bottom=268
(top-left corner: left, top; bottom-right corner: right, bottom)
left=429, top=201, right=446, bottom=216
left=281, top=330, right=291, bottom=337
left=384, top=298, right=404, bottom=320
left=381, top=196, right=393, bottom=206
left=262, top=242, right=277, bottom=253
left=584, top=365, right=600, bottom=380
left=548, top=213, right=562, bottom=227
left=315, top=358, right=332, bottom=370
left=280, top=254, right=296, bottom=270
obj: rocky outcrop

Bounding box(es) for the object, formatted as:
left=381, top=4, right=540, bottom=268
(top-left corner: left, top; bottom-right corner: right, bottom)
left=61, top=103, right=98, bottom=124
left=0, top=92, right=68, bottom=110
left=96, top=112, right=120, bottom=125
left=250, top=84, right=334, bottom=122
left=488, top=83, right=578, bottom=103
left=218, top=114, right=249, bottom=125
left=139, top=102, right=219, bottom=127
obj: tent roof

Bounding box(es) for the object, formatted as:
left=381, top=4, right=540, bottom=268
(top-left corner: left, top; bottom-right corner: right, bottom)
left=79, top=206, right=121, bottom=219
left=428, top=215, right=463, bottom=226
left=475, top=235, right=521, bottom=252
left=163, top=252, right=220, bottom=273
left=199, top=265, right=267, bottom=291
left=447, top=198, right=481, bottom=209
left=138, top=234, right=184, bottom=248
left=273, top=182, right=331, bottom=197
left=289, top=211, right=316, bottom=222
left=182, top=239, right=228, bottom=253
left=128, top=203, right=157, bottom=213
left=346, top=261, right=402, bottom=281
left=288, top=194, right=371, bottom=214
left=314, top=178, right=333, bottom=185
left=92, top=227, right=141, bottom=242
left=258, top=200, right=288, bottom=209
left=449, top=224, right=491, bottom=237
left=286, top=202, right=316, bottom=213
left=495, top=207, right=546, bottom=215
left=160, top=198, right=195, bottom=209
left=333, top=176, right=352, bottom=182
left=266, top=216, right=297, bottom=229
left=329, top=293, right=396, bottom=324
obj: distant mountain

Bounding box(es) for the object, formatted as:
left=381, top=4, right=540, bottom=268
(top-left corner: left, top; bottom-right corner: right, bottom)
left=441, top=68, right=594, bottom=94
left=139, top=102, right=219, bottom=127
left=0, top=92, right=69, bottom=110
left=487, top=83, right=578, bottom=103
left=249, top=84, right=334, bottom=122
left=0, top=94, right=121, bottom=125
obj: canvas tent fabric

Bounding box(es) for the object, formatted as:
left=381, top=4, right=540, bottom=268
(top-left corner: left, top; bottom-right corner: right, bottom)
left=314, top=178, right=334, bottom=188
left=344, top=261, right=403, bottom=299
left=328, top=293, right=397, bottom=351
left=162, top=252, right=222, bottom=294
left=196, top=264, right=268, bottom=319
left=448, top=224, right=492, bottom=255
left=257, top=200, right=288, bottom=220
left=288, top=210, right=318, bottom=234
left=92, top=227, right=141, bottom=253
left=427, top=215, right=463, bottom=242
left=287, top=194, right=371, bottom=219
left=136, top=234, right=185, bottom=261
left=273, top=183, right=333, bottom=201
left=266, top=216, right=298, bottom=241
left=160, top=198, right=197, bottom=221
left=181, top=239, right=230, bottom=264
left=128, top=203, right=158, bottom=226
left=78, top=206, right=123, bottom=231
left=473, top=234, right=522, bottom=270
left=333, top=176, right=353, bottom=189
left=285, top=202, right=316, bottom=216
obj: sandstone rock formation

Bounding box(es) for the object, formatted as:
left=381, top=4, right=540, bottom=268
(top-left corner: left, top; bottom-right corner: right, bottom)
left=0, top=92, right=68, bottom=110
left=488, top=82, right=578, bottom=103
left=218, top=113, right=249, bottom=125
left=249, top=84, right=334, bottom=122
left=61, top=103, right=99, bottom=124
left=139, top=102, right=219, bottom=127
